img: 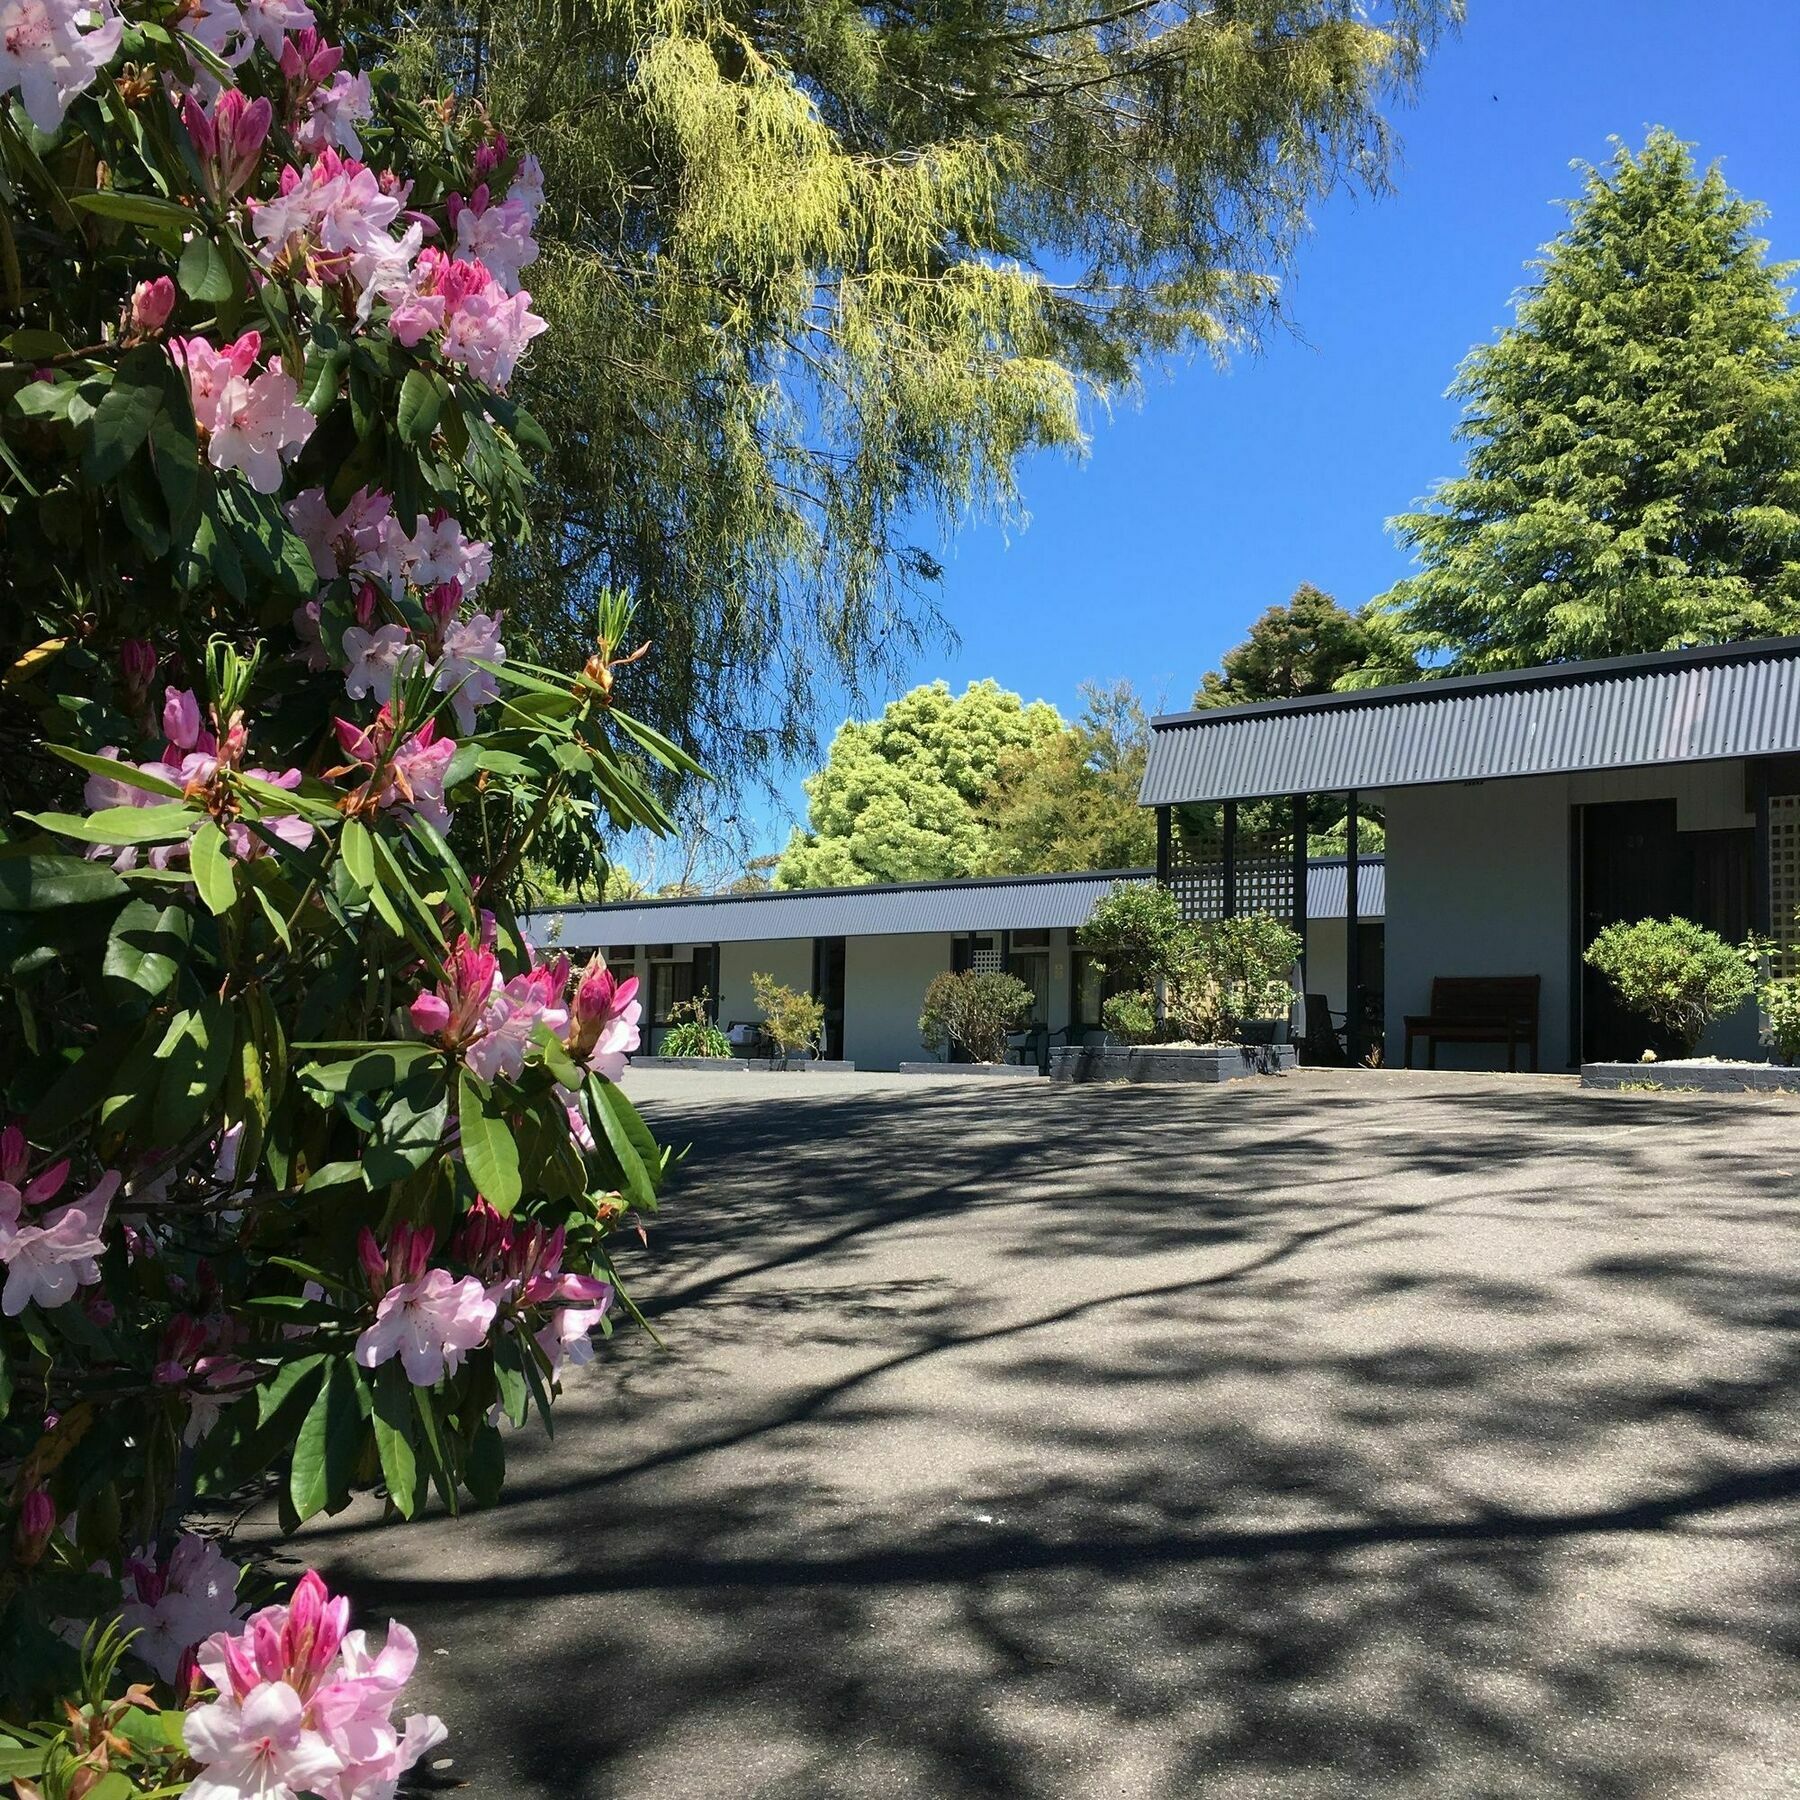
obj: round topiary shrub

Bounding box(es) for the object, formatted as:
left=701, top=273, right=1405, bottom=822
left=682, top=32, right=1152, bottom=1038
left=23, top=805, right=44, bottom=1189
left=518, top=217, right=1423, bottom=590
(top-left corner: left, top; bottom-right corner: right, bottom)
left=1583, top=916, right=1760, bottom=1056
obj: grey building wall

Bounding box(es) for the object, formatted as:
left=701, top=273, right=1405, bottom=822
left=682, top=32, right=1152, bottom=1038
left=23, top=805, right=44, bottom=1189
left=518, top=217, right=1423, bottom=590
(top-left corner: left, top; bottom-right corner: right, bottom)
left=1383, top=758, right=1758, bottom=1070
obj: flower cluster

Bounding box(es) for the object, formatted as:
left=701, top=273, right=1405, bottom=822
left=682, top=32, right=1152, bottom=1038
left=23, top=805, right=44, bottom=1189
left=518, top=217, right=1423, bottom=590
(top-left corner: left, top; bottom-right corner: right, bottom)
left=0, top=0, right=121, bottom=133
left=121, top=1533, right=246, bottom=1683
left=454, top=1200, right=613, bottom=1372
left=0, top=1124, right=115, bottom=1317
left=185, top=1571, right=445, bottom=1800
left=352, top=1222, right=496, bottom=1387
left=172, top=331, right=317, bottom=494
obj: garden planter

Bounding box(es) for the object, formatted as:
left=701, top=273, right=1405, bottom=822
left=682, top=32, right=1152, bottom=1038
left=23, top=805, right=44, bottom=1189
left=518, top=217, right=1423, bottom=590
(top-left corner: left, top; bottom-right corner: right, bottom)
left=1050, top=1044, right=1296, bottom=1084
left=897, top=1060, right=1041, bottom=1078
left=1581, top=1059, right=1800, bottom=1094
left=747, top=1057, right=858, bottom=1073
left=648, top=1056, right=747, bottom=1072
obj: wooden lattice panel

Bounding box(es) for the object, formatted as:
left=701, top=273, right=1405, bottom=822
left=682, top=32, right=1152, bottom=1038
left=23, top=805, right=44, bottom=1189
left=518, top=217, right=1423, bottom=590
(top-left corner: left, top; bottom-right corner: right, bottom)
left=1770, top=794, right=1800, bottom=974
left=1166, top=842, right=1298, bottom=923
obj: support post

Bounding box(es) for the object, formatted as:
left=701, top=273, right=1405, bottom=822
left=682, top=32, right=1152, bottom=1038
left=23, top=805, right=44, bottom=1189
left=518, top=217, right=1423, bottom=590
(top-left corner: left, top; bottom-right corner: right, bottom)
left=1753, top=761, right=1772, bottom=937
left=1290, top=793, right=1309, bottom=1015
left=1345, top=793, right=1362, bottom=1065
left=1222, top=800, right=1238, bottom=918
left=1155, top=805, right=1172, bottom=887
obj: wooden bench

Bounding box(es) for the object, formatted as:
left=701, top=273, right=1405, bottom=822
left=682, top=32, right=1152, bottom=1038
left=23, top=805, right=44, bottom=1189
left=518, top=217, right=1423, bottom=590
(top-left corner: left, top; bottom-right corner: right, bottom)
left=1404, top=976, right=1541, bottom=1072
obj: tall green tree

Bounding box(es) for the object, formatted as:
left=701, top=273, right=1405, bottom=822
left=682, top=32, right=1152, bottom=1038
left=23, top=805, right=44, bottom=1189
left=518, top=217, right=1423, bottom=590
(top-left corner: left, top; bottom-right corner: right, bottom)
left=1381, top=128, right=1800, bottom=670
left=980, top=681, right=1159, bottom=873
left=777, top=680, right=1063, bottom=885
left=1193, top=584, right=1408, bottom=706
left=400, top=0, right=1458, bottom=826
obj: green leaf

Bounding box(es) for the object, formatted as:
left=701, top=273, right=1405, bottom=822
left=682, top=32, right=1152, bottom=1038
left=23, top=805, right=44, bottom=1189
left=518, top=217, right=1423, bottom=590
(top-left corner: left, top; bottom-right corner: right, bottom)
left=81, top=344, right=169, bottom=484
left=370, top=1361, right=421, bottom=1517
left=458, top=1071, right=521, bottom=1212
left=590, top=1076, right=662, bottom=1210
left=190, top=819, right=237, bottom=915
left=20, top=803, right=197, bottom=846
left=340, top=818, right=376, bottom=890
left=101, top=897, right=190, bottom=1004
left=44, top=745, right=185, bottom=799
left=466, top=1421, right=505, bottom=1506
left=177, top=233, right=235, bottom=303
left=70, top=189, right=197, bottom=227
left=30, top=1023, right=143, bottom=1133
left=491, top=1335, right=530, bottom=1427
left=364, top=1066, right=449, bottom=1184
left=296, top=1042, right=445, bottom=1097
left=290, top=1357, right=363, bottom=1523
left=152, top=997, right=235, bottom=1145
left=256, top=1352, right=325, bottom=1426
left=0, top=854, right=125, bottom=911
left=396, top=368, right=443, bottom=444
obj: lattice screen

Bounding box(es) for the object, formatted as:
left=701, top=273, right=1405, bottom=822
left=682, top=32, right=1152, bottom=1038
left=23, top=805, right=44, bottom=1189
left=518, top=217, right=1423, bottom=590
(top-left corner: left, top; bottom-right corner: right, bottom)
left=1769, top=794, right=1800, bottom=974
left=1166, top=834, right=1299, bottom=924
left=968, top=940, right=1003, bottom=974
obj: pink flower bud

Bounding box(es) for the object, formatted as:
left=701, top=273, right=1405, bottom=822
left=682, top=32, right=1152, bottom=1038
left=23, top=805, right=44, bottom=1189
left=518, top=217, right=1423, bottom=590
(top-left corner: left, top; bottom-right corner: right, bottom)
left=423, top=579, right=461, bottom=625
left=129, top=276, right=176, bottom=336
left=163, top=686, right=204, bottom=751
left=353, top=579, right=380, bottom=627
left=357, top=1226, right=387, bottom=1294
left=0, top=1122, right=26, bottom=1188
left=182, top=90, right=216, bottom=159
left=120, top=637, right=157, bottom=696
left=15, top=1488, right=54, bottom=1565
left=410, top=991, right=452, bottom=1037
left=216, top=89, right=271, bottom=194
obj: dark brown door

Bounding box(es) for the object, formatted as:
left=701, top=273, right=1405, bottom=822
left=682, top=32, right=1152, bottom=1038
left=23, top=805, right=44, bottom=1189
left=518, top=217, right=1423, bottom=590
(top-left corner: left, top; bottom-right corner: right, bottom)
left=1580, top=799, right=1679, bottom=1061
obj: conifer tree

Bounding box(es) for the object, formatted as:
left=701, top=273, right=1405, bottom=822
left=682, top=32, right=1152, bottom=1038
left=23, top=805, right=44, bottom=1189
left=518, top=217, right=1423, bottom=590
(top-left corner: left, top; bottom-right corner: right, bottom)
left=1382, top=129, right=1800, bottom=670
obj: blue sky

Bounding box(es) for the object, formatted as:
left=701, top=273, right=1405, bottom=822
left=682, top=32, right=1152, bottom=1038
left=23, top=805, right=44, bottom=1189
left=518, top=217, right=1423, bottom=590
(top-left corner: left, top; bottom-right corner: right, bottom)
left=747, top=0, right=1800, bottom=857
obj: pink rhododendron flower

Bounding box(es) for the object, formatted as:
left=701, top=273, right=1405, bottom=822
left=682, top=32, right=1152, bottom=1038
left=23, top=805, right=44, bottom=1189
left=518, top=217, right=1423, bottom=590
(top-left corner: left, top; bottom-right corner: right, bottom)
left=294, top=66, right=371, bottom=156
left=0, top=1162, right=116, bottom=1316
left=240, top=0, right=311, bottom=53
left=292, top=599, right=331, bottom=671
left=397, top=508, right=491, bottom=597
left=564, top=955, right=642, bottom=1082
left=434, top=610, right=503, bottom=731
left=340, top=622, right=417, bottom=703
left=464, top=957, right=569, bottom=1086
left=0, top=0, right=121, bottom=132
left=171, top=335, right=315, bottom=493
left=409, top=932, right=499, bottom=1047
left=332, top=708, right=456, bottom=833
left=185, top=1681, right=346, bottom=1800
left=250, top=148, right=419, bottom=297
left=285, top=484, right=399, bottom=585
left=355, top=1264, right=495, bottom=1385
left=222, top=766, right=313, bottom=860
left=440, top=277, right=547, bottom=391
left=448, top=185, right=538, bottom=291
left=538, top=1297, right=611, bottom=1372
left=122, top=1532, right=245, bottom=1681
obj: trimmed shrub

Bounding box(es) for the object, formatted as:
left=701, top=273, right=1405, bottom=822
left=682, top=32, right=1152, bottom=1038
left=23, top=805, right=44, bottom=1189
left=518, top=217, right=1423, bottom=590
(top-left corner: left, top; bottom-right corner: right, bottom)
left=1763, top=975, right=1800, bottom=1063
left=1584, top=916, right=1759, bottom=1055
left=752, top=971, right=826, bottom=1058
left=919, top=970, right=1035, bottom=1063
left=1079, top=882, right=1192, bottom=989
left=1101, top=989, right=1159, bottom=1045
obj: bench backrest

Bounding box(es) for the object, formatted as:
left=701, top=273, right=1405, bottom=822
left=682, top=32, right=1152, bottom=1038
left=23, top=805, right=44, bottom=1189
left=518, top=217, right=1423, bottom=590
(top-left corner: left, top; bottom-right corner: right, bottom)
left=1427, top=975, right=1540, bottom=1022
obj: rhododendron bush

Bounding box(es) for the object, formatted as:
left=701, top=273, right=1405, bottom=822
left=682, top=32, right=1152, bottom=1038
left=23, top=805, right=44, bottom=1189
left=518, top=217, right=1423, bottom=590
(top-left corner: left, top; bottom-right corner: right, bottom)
left=0, top=1, right=688, bottom=1790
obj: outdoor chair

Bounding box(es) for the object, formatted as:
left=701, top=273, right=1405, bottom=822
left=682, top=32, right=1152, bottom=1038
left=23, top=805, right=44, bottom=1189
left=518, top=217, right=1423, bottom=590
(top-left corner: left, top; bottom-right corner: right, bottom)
left=1301, top=993, right=1348, bottom=1066
left=1005, top=1023, right=1069, bottom=1074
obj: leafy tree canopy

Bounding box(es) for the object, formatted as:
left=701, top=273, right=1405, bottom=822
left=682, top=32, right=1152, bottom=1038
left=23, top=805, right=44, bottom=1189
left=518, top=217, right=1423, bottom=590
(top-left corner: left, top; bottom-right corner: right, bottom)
left=399, top=0, right=1458, bottom=856
left=980, top=680, right=1159, bottom=873
left=1193, top=584, right=1409, bottom=707
left=776, top=679, right=1062, bottom=885
left=1380, top=128, right=1800, bottom=671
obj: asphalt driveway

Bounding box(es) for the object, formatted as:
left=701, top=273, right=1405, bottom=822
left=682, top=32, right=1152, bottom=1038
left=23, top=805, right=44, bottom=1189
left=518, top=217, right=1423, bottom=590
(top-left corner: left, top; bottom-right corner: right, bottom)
left=299, top=1068, right=1800, bottom=1798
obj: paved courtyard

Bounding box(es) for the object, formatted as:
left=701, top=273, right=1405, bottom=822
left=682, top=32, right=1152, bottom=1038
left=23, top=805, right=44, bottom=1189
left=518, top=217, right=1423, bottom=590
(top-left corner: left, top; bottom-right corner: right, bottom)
left=303, top=1068, right=1800, bottom=1798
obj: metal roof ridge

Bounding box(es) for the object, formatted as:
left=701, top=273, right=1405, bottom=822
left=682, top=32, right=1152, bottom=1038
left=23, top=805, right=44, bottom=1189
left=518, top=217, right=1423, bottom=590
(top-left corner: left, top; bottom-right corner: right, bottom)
left=1148, top=636, right=1800, bottom=732
left=544, top=865, right=1158, bottom=917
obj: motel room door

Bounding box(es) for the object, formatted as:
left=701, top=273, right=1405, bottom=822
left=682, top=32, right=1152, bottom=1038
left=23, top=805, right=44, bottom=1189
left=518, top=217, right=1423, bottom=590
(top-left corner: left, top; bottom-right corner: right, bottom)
left=1579, top=799, right=1679, bottom=1062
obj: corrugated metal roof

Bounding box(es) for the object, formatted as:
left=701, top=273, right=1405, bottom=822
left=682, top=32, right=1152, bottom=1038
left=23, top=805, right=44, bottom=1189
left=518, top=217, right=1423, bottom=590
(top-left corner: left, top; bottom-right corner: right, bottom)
left=532, top=859, right=1386, bottom=949
left=1140, top=639, right=1800, bottom=805
left=1307, top=856, right=1385, bottom=921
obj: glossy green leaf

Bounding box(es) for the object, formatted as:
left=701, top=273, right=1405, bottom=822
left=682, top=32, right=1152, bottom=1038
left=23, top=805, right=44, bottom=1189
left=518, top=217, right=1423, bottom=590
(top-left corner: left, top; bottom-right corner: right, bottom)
left=70, top=189, right=196, bottom=227
left=458, top=1071, right=521, bottom=1212
left=153, top=997, right=235, bottom=1145
left=363, top=1065, right=449, bottom=1184
left=20, top=803, right=197, bottom=846
left=190, top=819, right=237, bottom=914
left=396, top=368, right=443, bottom=444
left=43, top=745, right=184, bottom=798
left=256, top=1353, right=325, bottom=1427
left=296, top=1042, right=443, bottom=1098
left=370, top=1361, right=421, bottom=1518
left=340, top=818, right=375, bottom=889
left=290, top=1357, right=363, bottom=1523
left=177, top=232, right=235, bottom=302
left=81, top=344, right=169, bottom=484
left=0, top=854, right=126, bottom=911
left=101, top=898, right=190, bottom=1004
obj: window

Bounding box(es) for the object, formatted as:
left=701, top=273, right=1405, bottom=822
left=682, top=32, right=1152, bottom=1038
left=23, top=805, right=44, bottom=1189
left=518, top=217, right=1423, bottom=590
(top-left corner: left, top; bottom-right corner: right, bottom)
left=1011, top=928, right=1050, bottom=950
left=1073, top=952, right=1107, bottom=1029
left=607, top=944, right=637, bottom=963
left=1006, top=950, right=1050, bottom=1026
left=649, top=957, right=693, bottom=1024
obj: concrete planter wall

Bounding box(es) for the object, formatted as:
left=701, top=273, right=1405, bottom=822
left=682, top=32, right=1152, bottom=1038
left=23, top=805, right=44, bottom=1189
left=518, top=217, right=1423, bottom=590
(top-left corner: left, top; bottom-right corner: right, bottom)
left=1581, top=1060, right=1800, bottom=1094
left=1050, top=1043, right=1296, bottom=1085
left=897, top=1060, right=1041, bottom=1079
left=743, top=1057, right=858, bottom=1074
left=647, top=1056, right=746, bottom=1072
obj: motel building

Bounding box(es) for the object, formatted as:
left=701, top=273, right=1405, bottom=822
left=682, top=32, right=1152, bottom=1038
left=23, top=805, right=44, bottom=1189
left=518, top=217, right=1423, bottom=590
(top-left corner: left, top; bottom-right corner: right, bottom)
left=533, top=860, right=1384, bottom=1071
left=533, top=638, right=1800, bottom=1075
